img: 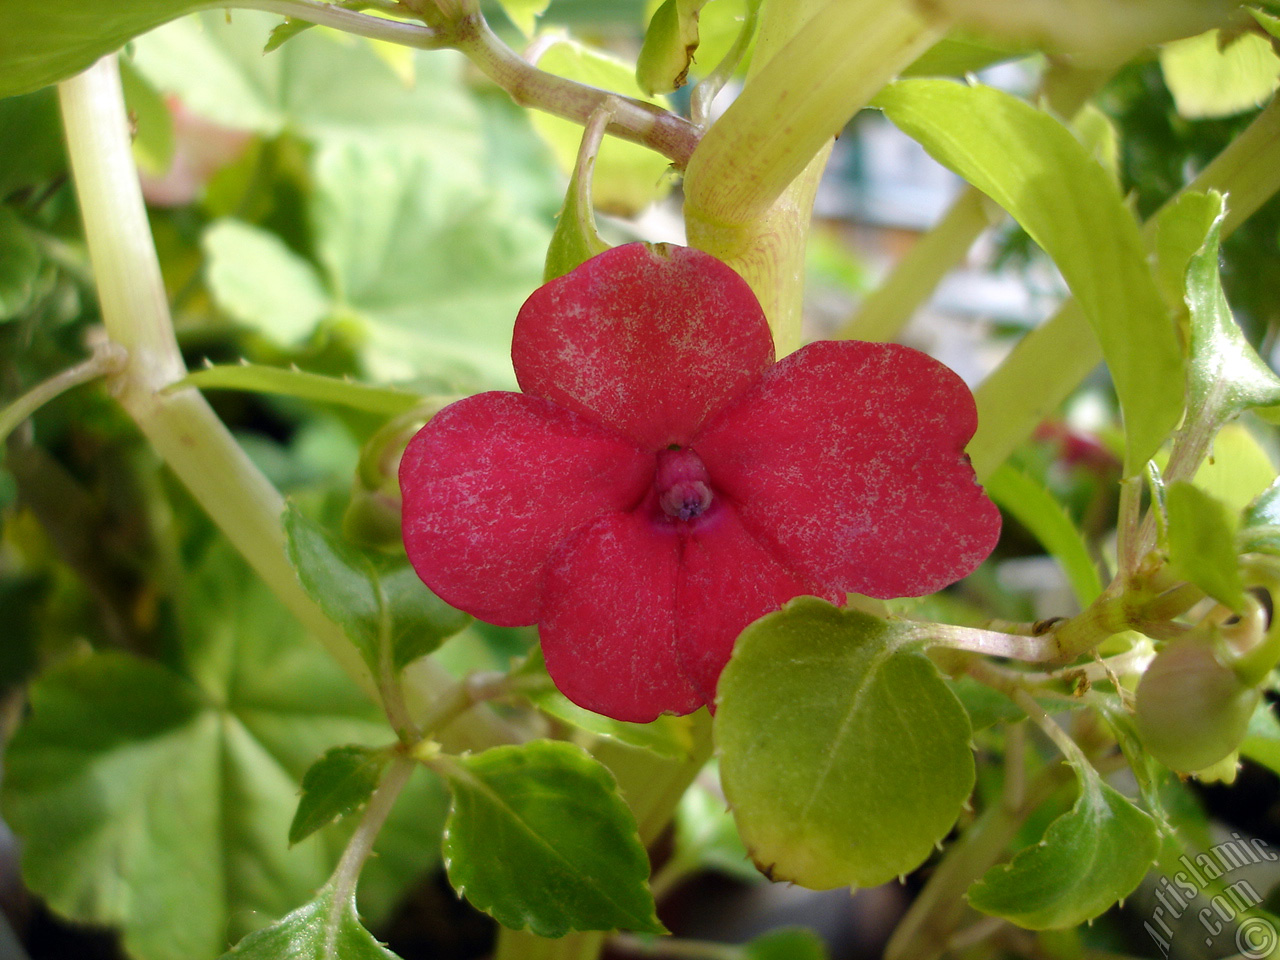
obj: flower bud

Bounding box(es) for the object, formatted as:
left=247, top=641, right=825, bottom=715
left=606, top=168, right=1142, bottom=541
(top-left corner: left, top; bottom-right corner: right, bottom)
left=1134, top=639, right=1260, bottom=773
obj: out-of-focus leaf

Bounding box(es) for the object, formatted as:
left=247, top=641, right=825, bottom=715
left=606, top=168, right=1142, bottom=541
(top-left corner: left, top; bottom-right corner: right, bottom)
left=1182, top=194, right=1280, bottom=424
left=1242, top=476, right=1280, bottom=556
left=984, top=463, right=1103, bottom=607
left=716, top=598, right=973, bottom=889
left=203, top=218, right=331, bottom=345
left=744, top=928, right=830, bottom=960
left=440, top=740, right=664, bottom=937
left=497, top=0, right=550, bottom=35
left=1160, top=28, right=1280, bottom=119
left=131, top=12, right=482, bottom=153
left=174, top=364, right=426, bottom=417
left=968, top=757, right=1159, bottom=928
left=218, top=881, right=401, bottom=960
left=119, top=59, right=175, bottom=176
left=0, top=541, right=435, bottom=960
left=672, top=777, right=758, bottom=882
left=289, top=745, right=392, bottom=846
left=878, top=79, right=1182, bottom=475
left=284, top=504, right=469, bottom=674
left=0, top=88, right=67, bottom=196
left=1166, top=481, right=1247, bottom=612
left=1194, top=422, right=1276, bottom=514
left=0, top=0, right=208, bottom=97
left=0, top=208, right=46, bottom=321
left=529, top=38, right=673, bottom=215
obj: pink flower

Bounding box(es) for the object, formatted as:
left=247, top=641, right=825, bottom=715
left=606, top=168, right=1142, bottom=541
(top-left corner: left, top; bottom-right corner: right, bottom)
left=400, top=243, right=1001, bottom=722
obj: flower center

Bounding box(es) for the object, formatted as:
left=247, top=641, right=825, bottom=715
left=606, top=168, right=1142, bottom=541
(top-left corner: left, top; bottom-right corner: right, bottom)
left=655, top=448, right=713, bottom=522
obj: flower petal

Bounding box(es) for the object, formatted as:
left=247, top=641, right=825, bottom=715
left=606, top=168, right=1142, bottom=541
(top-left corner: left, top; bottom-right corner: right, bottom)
left=400, top=392, right=652, bottom=627
left=513, top=243, right=775, bottom=449
left=676, top=504, right=843, bottom=704
left=540, top=512, right=701, bottom=723
left=696, top=340, right=1002, bottom=598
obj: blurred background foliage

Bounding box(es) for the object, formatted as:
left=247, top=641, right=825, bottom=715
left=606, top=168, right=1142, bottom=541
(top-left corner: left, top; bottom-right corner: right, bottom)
left=1, top=1, right=1280, bottom=958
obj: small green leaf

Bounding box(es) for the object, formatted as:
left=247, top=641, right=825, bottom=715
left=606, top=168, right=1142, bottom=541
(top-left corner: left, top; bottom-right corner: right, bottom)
left=1183, top=193, right=1280, bottom=423
left=947, top=674, right=1027, bottom=732
left=1166, top=481, right=1247, bottom=612
left=174, top=364, right=427, bottom=417
left=218, top=882, right=400, bottom=960
left=290, top=746, right=392, bottom=846
left=967, top=759, right=1160, bottom=929
left=636, top=0, right=709, bottom=96
left=743, top=927, right=830, bottom=960
left=203, top=218, right=332, bottom=345
left=984, top=464, right=1103, bottom=607
left=529, top=39, right=673, bottom=215
left=284, top=504, right=469, bottom=674
left=1160, top=28, right=1280, bottom=119
left=1240, top=700, right=1280, bottom=778
left=119, top=59, right=174, bottom=176
left=440, top=740, right=663, bottom=937
left=716, top=597, right=974, bottom=889
left=877, top=79, right=1182, bottom=475
left=1152, top=190, right=1223, bottom=311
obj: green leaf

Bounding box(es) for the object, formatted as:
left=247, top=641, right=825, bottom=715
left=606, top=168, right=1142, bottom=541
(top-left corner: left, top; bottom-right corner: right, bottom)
left=529, top=38, right=674, bottom=215
left=1242, top=476, right=1280, bottom=556
left=119, top=59, right=175, bottom=176
left=496, top=0, right=550, bottom=36
left=174, top=363, right=427, bottom=417
left=284, top=503, right=469, bottom=674
left=1195, top=422, right=1277, bottom=514
left=1240, top=700, right=1280, bottom=778
left=203, top=218, right=332, bottom=345
left=947, top=674, right=1027, bottom=732
left=636, top=0, right=710, bottom=96
left=672, top=777, right=758, bottom=883
left=131, top=12, right=482, bottom=150
left=967, top=759, right=1161, bottom=928
left=715, top=597, right=975, bottom=889
left=903, top=31, right=1028, bottom=78
left=1152, top=190, right=1223, bottom=312
left=984, top=463, right=1103, bottom=607
left=0, top=88, right=67, bottom=197
left=743, top=927, right=830, bottom=960
left=877, top=79, right=1182, bottom=475
left=439, top=740, right=663, bottom=937
left=1160, top=28, right=1280, bottom=119
left=218, top=881, right=400, bottom=960
left=0, top=0, right=207, bottom=98
left=0, top=207, right=46, bottom=321
left=310, top=137, right=548, bottom=388
left=1183, top=193, right=1280, bottom=423
left=290, top=746, right=392, bottom=846
left=0, top=540, right=438, bottom=960
left=1166, top=480, right=1247, bottom=612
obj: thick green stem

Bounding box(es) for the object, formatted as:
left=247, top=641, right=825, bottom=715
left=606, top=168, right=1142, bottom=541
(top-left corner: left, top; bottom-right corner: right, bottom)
left=57, top=56, right=513, bottom=753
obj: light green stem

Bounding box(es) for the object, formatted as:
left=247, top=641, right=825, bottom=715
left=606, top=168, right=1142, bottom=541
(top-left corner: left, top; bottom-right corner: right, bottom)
left=57, top=55, right=513, bottom=753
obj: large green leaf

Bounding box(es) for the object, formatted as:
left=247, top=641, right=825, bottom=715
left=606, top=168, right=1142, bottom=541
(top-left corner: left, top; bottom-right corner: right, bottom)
left=130, top=12, right=482, bottom=152
left=1182, top=192, right=1280, bottom=423
left=967, top=757, right=1160, bottom=928
left=1, top=541, right=443, bottom=960
left=877, top=79, right=1183, bottom=475
left=0, top=0, right=207, bottom=98
left=715, top=597, right=974, bottom=890
left=284, top=503, right=469, bottom=674
left=439, top=740, right=664, bottom=937
left=218, top=882, right=400, bottom=960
